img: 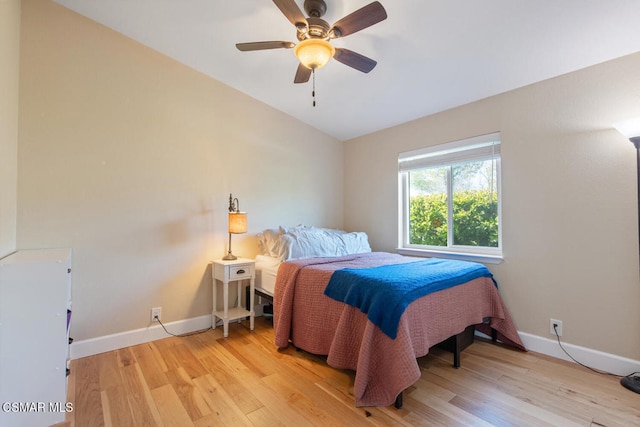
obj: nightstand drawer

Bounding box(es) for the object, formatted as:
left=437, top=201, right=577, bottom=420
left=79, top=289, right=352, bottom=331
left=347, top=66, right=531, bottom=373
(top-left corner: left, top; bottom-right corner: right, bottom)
left=230, top=263, right=253, bottom=280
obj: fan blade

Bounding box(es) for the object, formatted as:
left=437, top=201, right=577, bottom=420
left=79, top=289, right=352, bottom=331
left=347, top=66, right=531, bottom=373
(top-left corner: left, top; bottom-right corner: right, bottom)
left=333, top=48, right=377, bottom=73
left=330, top=1, right=387, bottom=38
left=236, top=41, right=295, bottom=51
left=273, top=0, right=308, bottom=27
left=294, top=63, right=312, bottom=83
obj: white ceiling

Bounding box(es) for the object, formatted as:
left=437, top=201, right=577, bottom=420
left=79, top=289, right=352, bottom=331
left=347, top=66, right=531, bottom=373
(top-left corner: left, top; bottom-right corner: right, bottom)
left=53, top=0, right=640, bottom=141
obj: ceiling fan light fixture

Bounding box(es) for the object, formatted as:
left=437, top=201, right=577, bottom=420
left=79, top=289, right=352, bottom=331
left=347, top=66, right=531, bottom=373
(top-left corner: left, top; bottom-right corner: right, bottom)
left=294, top=38, right=335, bottom=70
left=237, top=0, right=387, bottom=84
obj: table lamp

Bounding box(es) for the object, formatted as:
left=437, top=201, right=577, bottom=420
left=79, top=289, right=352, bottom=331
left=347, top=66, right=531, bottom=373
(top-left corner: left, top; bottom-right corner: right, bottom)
left=223, top=193, right=247, bottom=260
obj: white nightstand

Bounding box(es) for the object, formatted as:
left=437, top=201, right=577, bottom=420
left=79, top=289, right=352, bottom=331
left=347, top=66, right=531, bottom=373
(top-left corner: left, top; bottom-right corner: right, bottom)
left=212, top=258, right=255, bottom=337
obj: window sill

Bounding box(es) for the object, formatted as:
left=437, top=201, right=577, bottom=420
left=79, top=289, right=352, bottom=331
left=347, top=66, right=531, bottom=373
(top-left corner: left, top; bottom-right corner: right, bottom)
left=396, top=248, right=503, bottom=265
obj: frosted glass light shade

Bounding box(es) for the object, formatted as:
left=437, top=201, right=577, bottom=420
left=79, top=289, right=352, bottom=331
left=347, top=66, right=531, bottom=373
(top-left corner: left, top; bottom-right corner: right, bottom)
left=294, top=39, right=335, bottom=70
left=228, top=212, right=247, bottom=234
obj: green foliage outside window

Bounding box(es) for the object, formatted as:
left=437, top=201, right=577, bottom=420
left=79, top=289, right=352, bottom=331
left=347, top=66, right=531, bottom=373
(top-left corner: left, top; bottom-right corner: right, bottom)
left=409, top=192, right=448, bottom=246
left=409, top=190, right=498, bottom=247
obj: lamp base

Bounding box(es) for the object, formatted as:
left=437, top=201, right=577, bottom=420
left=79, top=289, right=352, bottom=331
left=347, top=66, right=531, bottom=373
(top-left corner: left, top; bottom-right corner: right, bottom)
left=222, top=253, right=238, bottom=261
left=621, top=375, right=640, bottom=394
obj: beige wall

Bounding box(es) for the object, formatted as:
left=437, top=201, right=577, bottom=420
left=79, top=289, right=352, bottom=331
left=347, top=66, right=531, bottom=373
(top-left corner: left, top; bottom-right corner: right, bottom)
left=345, top=53, right=640, bottom=360
left=0, top=0, right=20, bottom=258
left=18, top=0, right=343, bottom=341
left=16, top=0, right=640, bottom=362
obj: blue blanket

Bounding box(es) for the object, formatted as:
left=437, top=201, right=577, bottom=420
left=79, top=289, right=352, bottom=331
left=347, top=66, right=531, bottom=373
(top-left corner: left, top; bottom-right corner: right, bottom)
left=324, top=258, right=496, bottom=339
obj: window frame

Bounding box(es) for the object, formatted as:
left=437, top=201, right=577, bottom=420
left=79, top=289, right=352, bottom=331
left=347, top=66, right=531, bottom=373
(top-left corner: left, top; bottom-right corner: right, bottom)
left=397, top=132, right=503, bottom=264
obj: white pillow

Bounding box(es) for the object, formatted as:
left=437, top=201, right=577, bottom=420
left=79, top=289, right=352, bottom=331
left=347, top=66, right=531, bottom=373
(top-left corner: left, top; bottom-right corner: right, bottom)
left=256, top=228, right=280, bottom=257
left=275, top=230, right=339, bottom=261
left=278, top=224, right=309, bottom=235
left=339, top=232, right=372, bottom=254
left=270, top=226, right=371, bottom=261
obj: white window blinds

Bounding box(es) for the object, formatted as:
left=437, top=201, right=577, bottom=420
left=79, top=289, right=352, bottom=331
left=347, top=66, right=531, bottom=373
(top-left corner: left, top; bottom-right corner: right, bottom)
left=398, top=132, right=500, bottom=172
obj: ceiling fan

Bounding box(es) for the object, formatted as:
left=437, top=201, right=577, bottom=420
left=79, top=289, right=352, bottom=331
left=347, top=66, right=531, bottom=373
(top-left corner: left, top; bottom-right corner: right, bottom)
left=236, top=0, right=387, bottom=84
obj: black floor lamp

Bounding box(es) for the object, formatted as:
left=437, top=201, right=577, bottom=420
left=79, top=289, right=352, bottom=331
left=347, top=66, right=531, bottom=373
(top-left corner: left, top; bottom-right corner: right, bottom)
left=614, top=117, right=640, bottom=394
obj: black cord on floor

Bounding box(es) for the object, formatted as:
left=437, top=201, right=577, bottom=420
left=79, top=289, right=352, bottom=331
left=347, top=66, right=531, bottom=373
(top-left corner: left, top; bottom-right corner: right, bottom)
left=552, top=324, right=626, bottom=378
left=155, top=317, right=212, bottom=338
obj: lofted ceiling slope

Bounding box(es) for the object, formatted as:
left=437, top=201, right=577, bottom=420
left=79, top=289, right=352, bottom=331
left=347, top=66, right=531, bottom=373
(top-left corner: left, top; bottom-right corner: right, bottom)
left=53, top=0, right=640, bottom=141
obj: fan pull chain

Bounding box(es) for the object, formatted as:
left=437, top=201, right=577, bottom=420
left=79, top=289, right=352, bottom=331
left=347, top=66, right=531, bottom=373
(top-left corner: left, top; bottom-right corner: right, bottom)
left=312, top=69, right=316, bottom=107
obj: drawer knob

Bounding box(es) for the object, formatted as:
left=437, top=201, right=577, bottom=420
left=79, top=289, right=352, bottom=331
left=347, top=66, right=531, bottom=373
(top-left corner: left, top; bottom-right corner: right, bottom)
left=236, top=269, right=245, bottom=274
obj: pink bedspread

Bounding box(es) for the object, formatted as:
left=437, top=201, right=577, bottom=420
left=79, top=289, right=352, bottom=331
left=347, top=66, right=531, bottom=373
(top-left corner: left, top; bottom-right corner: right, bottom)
left=273, top=252, right=525, bottom=407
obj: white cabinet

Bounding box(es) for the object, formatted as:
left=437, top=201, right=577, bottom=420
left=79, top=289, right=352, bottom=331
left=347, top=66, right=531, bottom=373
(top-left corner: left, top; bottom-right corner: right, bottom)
left=0, top=248, right=72, bottom=427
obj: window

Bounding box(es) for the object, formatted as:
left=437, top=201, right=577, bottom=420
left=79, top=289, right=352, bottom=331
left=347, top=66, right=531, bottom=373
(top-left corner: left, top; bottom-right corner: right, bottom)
left=398, top=132, right=502, bottom=262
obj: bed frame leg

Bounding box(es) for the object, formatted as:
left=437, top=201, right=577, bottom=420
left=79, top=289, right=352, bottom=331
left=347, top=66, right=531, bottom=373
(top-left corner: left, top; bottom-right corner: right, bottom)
left=491, top=328, right=498, bottom=343
left=395, top=392, right=403, bottom=409
left=452, top=330, right=462, bottom=368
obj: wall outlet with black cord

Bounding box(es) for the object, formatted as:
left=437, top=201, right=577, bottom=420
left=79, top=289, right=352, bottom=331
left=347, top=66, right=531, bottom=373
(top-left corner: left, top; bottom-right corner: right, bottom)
left=551, top=323, right=640, bottom=394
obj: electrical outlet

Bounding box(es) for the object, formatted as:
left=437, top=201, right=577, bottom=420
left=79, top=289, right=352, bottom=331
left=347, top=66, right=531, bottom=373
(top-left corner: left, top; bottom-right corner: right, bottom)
left=151, top=307, right=162, bottom=323
left=550, top=318, right=562, bottom=337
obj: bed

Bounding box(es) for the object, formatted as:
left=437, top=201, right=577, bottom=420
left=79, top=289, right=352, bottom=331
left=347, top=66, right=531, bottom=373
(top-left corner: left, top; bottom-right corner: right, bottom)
left=255, top=226, right=525, bottom=407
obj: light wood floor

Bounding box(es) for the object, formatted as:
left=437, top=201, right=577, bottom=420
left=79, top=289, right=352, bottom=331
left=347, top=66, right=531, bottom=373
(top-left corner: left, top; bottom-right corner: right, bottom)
left=59, top=317, right=640, bottom=427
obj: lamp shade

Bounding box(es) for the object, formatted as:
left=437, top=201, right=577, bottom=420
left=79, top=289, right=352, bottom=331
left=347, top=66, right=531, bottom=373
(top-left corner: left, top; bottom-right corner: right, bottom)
left=294, top=38, right=335, bottom=70
left=228, top=212, right=247, bottom=234
left=614, top=117, right=640, bottom=140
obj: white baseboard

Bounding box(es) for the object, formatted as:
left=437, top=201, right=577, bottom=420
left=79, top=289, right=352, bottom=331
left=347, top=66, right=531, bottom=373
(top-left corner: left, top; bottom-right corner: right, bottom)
left=72, top=318, right=640, bottom=376
left=514, top=332, right=640, bottom=376
left=69, top=315, right=213, bottom=360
